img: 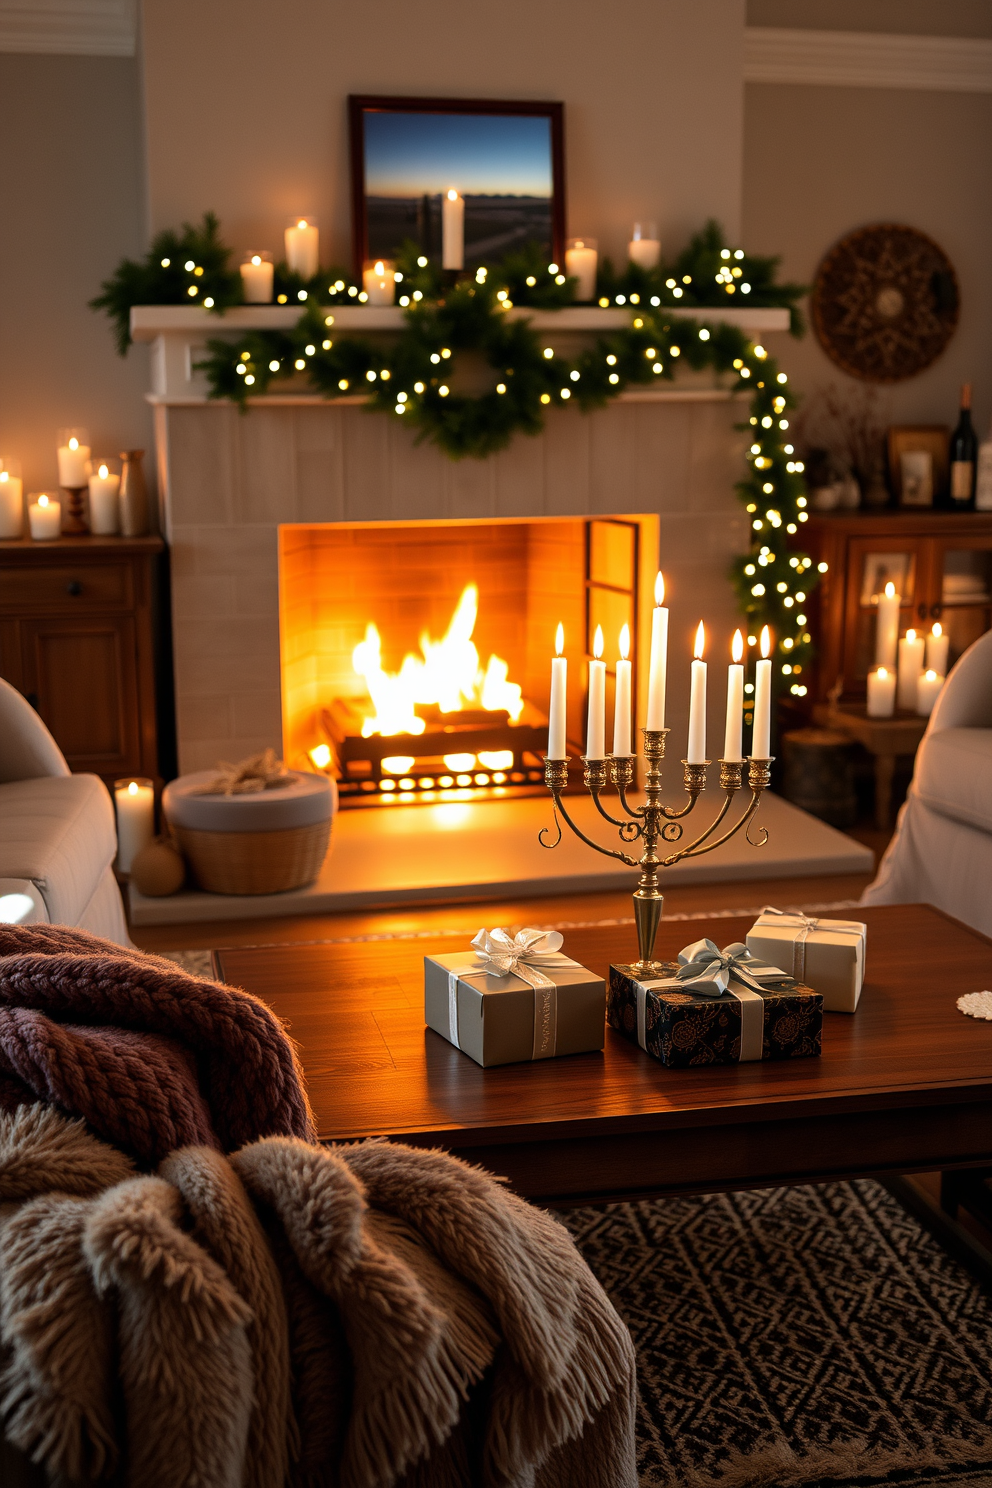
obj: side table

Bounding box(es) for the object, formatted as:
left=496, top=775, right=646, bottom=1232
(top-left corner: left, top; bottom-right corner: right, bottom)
left=813, top=702, right=926, bottom=830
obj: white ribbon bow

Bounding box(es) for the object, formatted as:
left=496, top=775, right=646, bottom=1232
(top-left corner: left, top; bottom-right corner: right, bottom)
left=446, top=928, right=575, bottom=1060
left=759, top=906, right=865, bottom=983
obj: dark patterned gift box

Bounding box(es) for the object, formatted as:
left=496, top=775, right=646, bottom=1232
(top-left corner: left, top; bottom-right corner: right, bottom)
left=608, top=937, right=822, bottom=1067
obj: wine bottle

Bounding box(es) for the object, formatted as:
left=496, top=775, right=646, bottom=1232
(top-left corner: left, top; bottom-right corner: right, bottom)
left=949, top=383, right=977, bottom=509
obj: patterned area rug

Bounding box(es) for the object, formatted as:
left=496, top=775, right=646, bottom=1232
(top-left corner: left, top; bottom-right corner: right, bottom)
left=565, top=1181, right=992, bottom=1488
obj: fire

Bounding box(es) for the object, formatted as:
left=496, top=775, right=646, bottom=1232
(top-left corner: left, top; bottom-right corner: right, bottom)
left=352, top=583, right=524, bottom=737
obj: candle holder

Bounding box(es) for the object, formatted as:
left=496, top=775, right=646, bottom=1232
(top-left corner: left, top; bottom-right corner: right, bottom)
left=541, top=729, right=773, bottom=974
left=60, top=485, right=88, bottom=535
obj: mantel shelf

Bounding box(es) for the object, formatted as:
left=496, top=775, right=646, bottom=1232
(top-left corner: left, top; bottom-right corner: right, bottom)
left=133, top=302, right=790, bottom=401
left=130, top=303, right=791, bottom=340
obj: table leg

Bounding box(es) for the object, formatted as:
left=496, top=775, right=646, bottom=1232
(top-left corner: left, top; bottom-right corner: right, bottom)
left=874, top=752, right=895, bottom=832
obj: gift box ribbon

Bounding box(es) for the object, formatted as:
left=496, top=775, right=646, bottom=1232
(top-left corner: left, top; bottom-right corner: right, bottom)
left=757, top=906, right=866, bottom=984
left=635, top=937, right=789, bottom=1062
left=445, top=928, right=580, bottom=1059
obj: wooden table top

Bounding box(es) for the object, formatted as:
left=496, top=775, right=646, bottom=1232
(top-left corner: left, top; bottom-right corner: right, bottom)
left=217, top=903, right=992, bottom=1203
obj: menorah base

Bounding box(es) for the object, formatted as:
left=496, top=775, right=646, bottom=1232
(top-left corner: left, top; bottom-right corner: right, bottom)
left=631, top=888, right=665, bottom=975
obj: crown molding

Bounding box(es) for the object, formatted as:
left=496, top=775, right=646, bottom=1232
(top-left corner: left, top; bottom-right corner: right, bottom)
left=744, top=26, right=992, bottom=94
left=0, top=1, right=135, bottom=56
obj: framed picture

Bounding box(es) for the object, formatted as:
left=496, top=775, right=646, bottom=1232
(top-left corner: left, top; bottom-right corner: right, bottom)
left=860, top=551, right=915, bottom=607
left=887, top=425, right=949, bottom=507
left=348, top=95, right=565, bottom=274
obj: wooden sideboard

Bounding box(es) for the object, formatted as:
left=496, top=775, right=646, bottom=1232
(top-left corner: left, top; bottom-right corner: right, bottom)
left=800, top=511, right=992, bottom=705
left=0, top=534, right=170, bottom=784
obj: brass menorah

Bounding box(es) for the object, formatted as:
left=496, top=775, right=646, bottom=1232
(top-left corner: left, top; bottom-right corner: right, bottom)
left=541, top=730, right=772, bottom=974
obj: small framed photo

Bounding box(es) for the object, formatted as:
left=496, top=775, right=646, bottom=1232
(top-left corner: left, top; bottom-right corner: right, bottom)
left=860, top=551, right=915, bottom=606
left=887, top=425, right=949, bottom=508
left=349, top=95, right=565, bottom=274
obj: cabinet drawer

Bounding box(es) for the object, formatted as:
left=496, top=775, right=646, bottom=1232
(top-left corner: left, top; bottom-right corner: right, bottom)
left=0, top=563, right=133, bottom=612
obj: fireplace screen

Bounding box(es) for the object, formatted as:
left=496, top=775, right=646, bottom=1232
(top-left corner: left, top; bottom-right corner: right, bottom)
left=279, top=515, right=656, bottom=807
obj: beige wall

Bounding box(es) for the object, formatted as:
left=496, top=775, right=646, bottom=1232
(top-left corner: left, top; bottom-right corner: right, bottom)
left=743, top=80, right=992, bottom=436
left=0, top=54, right=152, bottom=493
left=748, top=0, right=992, bottom=38
left=141, top=0, right=746, bottom=271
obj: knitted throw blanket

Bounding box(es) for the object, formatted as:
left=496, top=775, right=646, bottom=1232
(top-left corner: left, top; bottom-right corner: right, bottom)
left=0, top=925, right=315, bottom=1162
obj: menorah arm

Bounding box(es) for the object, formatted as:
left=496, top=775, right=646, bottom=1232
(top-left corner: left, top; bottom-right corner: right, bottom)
left=664, top=789, right=763, bottom=864
left=661, top=783, right=737, bottom=859
left=548, top=791, right=640, bottom=867
left=615, top=781, right=647, bottom=820
left=591, top=787, right=644, bottom=837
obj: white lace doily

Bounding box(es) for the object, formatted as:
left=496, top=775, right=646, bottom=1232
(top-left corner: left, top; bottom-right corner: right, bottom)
left=957, top=991, right=992, bottom=1021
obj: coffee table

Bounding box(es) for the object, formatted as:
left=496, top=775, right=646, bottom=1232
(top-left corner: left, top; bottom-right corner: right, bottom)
left=217, top=903, right=992, bottom=1218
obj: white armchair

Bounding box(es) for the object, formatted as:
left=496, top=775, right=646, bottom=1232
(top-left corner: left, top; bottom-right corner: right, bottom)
left=862, top=630, right=992, bottom=935
left=0, top=678, right=129, bottom=942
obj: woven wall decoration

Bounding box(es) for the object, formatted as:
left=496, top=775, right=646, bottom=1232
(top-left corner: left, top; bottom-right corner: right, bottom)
left=811, top=223, right=959, bottom=383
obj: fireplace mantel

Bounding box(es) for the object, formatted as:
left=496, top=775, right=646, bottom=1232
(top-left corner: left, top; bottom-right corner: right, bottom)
left=131, top=303, right=791, bottom=402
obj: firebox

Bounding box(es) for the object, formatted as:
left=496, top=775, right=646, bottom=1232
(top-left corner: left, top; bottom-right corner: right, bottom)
left=279, top=514, right=658, bottom=807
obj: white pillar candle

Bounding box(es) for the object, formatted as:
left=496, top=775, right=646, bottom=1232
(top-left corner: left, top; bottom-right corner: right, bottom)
left=442, top=189, right=464, bottom=271
left=875, top=581, right=900, bottom=668
left=565, top=238, right=598, bottom=301
left=586, top=625, right=606, bottom=759
left=114, top=777, right=155, bottom=873
left=613, top=623, right=632, bottom=756
left=752, top=625, right=773, bottom=757
left=28, top=493, right=61, bottom=540
left=0, top=466, right=23, bottom=538
left=547, top=623, right=567, bottom=759
left=240, top=253, right=273, bottom=303
left=926, top=622, right=950, bottom=676
left=916, top=668, right=943, bottom=717
left=867, top=665, right=897, bottom=718
left=285, top=217, right=319, bottom=278
left=724, top=629, right=744, bottom=762
left=896, top=628, right=925, bottom=710
left=687, top=622, right=707, bottom=763
left=628, top=222, right=661, bottom=271
left=87, top=462, right=120, bottom=535
left=56, top=430, right=90, bottom=487
left=645, top=571, right=668, bottom=729
left=362, top=259, right=396, bottom=305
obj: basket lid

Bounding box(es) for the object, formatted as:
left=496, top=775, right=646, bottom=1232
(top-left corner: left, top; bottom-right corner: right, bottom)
left=163, top=769, right=334, bottom=832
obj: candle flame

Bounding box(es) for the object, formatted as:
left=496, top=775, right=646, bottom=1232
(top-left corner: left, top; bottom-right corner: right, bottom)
left=447, top=189, right=459, bottom=201
left=98, top=463, right=109, bottom=479
left=297, top=218, right=308, bottom=229
left=925, top=669, right=937, bottom=681
left=693, top=622, right=705, bottom=660
left=0, top=473, right=6, bottom=483
left=68, top=438, right=79, bottom=451
left=932, top=621, right=942, bottom=638
left=884, top=581, right=896, bottom=598
left=760, top=624, right=771, bottom=658
left=619, top=623, right=630, bottom=661
left=593, top=625, right=604, bottom=660
left=906, top=627, right=916, bottom=642
left=127, top=781, right=139, bottom=795
left=251, top=254, right=262, bottom=266
left=654, top=571, right=665, bottom=606
left=732, top=629, right=743, bottom=663
left=309, top=743, right=331, bottom=769
left=374, top=261, right=385, bottom=276
left=38, top=495, right=49, bottom=508
left=555, top=623, right=564, bottom=656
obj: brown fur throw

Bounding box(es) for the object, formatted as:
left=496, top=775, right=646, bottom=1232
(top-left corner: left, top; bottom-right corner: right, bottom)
left=0, top=1108, right=638, bottom=1488
left=0, top=924, right=315, bottom=1162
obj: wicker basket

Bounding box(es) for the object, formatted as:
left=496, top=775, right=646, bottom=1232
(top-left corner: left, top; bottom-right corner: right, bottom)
left=173, top=818, right=331, bottom=895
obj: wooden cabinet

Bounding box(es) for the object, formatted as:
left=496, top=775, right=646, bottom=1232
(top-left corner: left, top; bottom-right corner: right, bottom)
left=801, top=512, right=992, bottom=704
left=0, top=534, right=167, bottom=783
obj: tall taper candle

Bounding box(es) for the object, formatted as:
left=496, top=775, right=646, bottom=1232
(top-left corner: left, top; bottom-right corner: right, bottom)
left=645, top=571, right=668, bottom=729
left=875, top=581, right=900, bottom=668
left=586, top=625, right=606, bottom=759
left=724, top=629, right=744, bottom=761
left=753, top=625, right=772, bottom=757
left=687, top=622, right=707, bottom=763
left=442, top=189, right=464, bottom=270
left=613, top=624, right=632, bottom=756
left=547, top=623, right=567, bottom=759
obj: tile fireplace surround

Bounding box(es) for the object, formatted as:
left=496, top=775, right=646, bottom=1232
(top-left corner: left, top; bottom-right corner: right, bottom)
left=155, top=391, right=751, bottom=775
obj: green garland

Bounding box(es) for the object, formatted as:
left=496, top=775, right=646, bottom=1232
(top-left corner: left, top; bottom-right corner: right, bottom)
left=92, top=219, right=815, bottom=703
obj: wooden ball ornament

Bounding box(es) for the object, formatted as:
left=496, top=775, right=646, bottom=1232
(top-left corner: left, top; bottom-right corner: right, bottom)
left=130, top=837, right=186, bottom=896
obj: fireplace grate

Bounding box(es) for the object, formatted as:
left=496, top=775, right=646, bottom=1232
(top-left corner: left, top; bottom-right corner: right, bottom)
left=318, top=698, right=568, bottom=806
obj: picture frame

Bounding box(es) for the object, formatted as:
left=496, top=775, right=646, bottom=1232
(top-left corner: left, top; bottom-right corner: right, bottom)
left=887, top=425, right=949, bottom=508
left=348, top=95, right=566, bottom=275
left=859, top=551, right=915, bottom=607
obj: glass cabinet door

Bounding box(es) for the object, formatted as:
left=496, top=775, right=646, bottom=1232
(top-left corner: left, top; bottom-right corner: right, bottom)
left=843, top=537, right=918, bottom=687
left=930, top=538, right=992, bottom=668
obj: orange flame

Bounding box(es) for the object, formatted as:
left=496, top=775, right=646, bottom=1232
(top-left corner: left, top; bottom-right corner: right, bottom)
left=732, top=629, right=744, bottom=664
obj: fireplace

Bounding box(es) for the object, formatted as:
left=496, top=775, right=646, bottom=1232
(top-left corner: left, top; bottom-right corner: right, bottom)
left=278, top=514, right=658, bottom=805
